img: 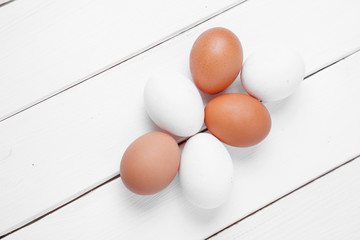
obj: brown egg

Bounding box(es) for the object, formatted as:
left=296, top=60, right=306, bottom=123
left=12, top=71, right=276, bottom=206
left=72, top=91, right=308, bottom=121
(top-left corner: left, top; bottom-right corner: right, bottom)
left=190, top=27, right=243, bottom=94
left=120, top=131, right=180, bottom=195
left=205, top=93, right=271, bottom=147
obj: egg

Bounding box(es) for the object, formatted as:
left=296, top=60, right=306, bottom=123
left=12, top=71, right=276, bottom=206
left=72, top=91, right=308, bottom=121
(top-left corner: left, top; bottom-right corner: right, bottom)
left=144, top=72, right=204, bottom=137
left=205, top=93, right=271, bottom=147
left=120, top=131, right=180, bottom=195
left=179, top=133, right=233, bottom=209
left=190, top=27, right=243, bottom=94
left=241, top=47, right=305, bottom=102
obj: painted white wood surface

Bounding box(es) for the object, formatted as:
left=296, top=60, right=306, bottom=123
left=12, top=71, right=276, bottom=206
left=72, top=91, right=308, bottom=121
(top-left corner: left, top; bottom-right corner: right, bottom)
left=211, top=157, right=360, bottom=240
left=1, top=0, right=360, bottom=236
left=0, top=0, right=239, bottom=120
left=5, top=47, right=360, bottom=239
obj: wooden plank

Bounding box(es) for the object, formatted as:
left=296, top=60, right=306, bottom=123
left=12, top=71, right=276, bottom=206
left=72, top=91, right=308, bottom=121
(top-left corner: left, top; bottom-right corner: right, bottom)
left=0, top=0, right=239, bottom=120
left=1, top=0, right=360, bottom=236
left=210, top=157, right=360, bottom=240
left=4, top=36, right=360, bottom=240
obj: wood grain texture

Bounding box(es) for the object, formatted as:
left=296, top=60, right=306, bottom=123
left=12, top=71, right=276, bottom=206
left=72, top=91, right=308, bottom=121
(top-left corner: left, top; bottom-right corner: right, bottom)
left=210, top=157, right=360, bottom=240
left=0, top=0, right=239, bottom=120
left=1, top=0, right=360, bottom=236
left=4, top=46, right=360, bottom=240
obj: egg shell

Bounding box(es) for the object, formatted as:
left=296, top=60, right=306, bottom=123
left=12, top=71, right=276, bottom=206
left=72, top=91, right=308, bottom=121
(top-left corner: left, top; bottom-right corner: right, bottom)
left=144, top=72, right=204, bottom=137
left=205, top=93, right=271, bottom=147
left=190, top=27, right=243, bottom=94
left=179, top=133, right=233, bottom=209
left=120, top=131, right=180, bottom=195
left=241, top=47, right=305, bottom=102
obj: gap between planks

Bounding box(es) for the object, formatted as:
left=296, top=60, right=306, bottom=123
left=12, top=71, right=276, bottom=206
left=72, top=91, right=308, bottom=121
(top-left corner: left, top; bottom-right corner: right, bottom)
left=0, top=0, right=249, bottom=123
left=0, top=127, right=205, bottom=239
left=3, top=153, right=360, bottom=239
left=2, top=47, right=360, bottom=238
left=205, top=154, right=360, bottom=239
left=0, top=0, right=14, bottom=7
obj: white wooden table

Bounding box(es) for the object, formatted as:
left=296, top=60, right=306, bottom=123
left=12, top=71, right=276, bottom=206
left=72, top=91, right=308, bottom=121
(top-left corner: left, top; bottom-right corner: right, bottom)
left=1, top=0, right=360, bottom=239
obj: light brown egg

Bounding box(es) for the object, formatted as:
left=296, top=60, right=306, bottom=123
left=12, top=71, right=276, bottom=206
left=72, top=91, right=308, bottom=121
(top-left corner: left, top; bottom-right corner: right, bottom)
left=190, top=27, right=243, bottom=94
left=205, top=93, right=271, bottom=147
left=120, top=131, right=180, bottom=195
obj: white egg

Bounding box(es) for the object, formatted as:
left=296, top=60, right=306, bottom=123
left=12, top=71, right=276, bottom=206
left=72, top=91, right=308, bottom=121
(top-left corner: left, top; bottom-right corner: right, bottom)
left=144, top=72, right=204, bottom=137
left=241, top=47, right=305, bottom=102
left=179, top=133, right=233, bottom=209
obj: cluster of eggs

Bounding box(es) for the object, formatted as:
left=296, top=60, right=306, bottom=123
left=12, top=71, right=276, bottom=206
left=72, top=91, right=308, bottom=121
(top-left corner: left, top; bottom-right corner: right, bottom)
left=120, top=27, right=305, bottom=209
